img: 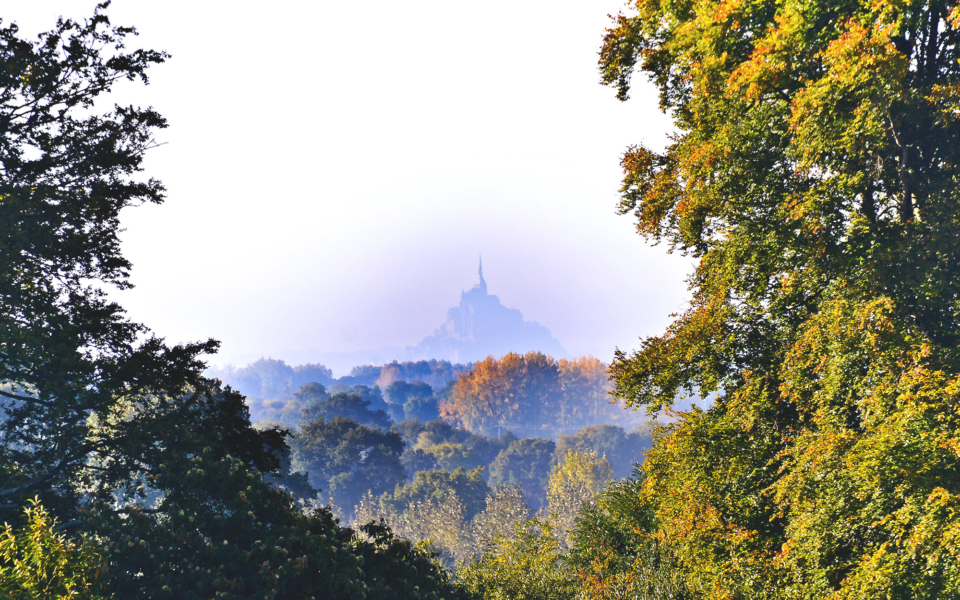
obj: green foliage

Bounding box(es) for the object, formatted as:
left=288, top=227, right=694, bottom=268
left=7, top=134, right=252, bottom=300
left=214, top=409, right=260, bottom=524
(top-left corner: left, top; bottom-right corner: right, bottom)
left=555, top=424, right=653, bottom=479
left=291, top=416, right=406, bottom=511
left=423, top=443, right=480, bottom=472
left=0, top=0, right=224, bottom=523
left=0, top=501, right=105, bottom=600
left=377, top=360, right=472, bottom=391
left=405, top=394, right=441, bottom=422
left=409, top=418, right=462, bottom=447
left=354, top=467, right=490, bottom=568
left=386, top=380, right=434, bottom=404
left=84, top=454, right=459, bottom=599
left=601, top=0, right=960, bottom=597
left=401, top=447, right=442, bottom=474
left=301, top=390, right=392, bottom=429
left=356, top=490, right=474, bottom=569
left=489, top=438, right=556, bottom=509
left=0, top=6, right=462, bottom=599
left=546, top=450, right=612, bottom=548
left=420, top=434, right=508, bottom=474
left=472, top=484, right=532, bottom=554
left=327, top=384, right=393, bottom=417
left=393, top=419, right=513, bottom=484
left=385, top=467, right=490, bottom=520
left=210, top=359, right=335, bottom=422
left=569, top=471, right=690, bottom=600
left=455, top=521, right=576, bottom=600
left=292, top=381, right=330, bottom=408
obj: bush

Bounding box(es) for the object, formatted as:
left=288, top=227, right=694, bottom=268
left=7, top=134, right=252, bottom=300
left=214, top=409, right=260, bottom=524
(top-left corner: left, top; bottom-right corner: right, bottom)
left=0, top=501, right=105, bottom=600
left=455, top=521, right=575, bottom=600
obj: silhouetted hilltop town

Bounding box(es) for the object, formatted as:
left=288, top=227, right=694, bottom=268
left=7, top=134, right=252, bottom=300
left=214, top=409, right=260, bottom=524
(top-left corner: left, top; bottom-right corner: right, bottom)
left=209, top=261, right=567, bottom=404
left=413, top=259, right=565, bottom=363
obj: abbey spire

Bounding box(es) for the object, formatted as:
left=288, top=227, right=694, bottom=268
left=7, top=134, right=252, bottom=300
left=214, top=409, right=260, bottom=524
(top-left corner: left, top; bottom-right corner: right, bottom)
left=477, top=255, right=487, bottom=294
left=415, top=259, right=565, bottom=362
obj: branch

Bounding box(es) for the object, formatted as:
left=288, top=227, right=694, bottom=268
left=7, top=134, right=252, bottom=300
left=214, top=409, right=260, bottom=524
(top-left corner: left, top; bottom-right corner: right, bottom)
left=0, top=388, right=56, bottom=407
left=0, top=443, right=99, bottom=497
left=0, top=471, right=60, bottom=498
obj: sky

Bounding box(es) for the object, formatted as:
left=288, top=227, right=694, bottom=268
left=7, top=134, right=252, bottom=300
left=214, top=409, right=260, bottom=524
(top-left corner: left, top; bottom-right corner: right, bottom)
left=5, top=0, right=692, bottom=376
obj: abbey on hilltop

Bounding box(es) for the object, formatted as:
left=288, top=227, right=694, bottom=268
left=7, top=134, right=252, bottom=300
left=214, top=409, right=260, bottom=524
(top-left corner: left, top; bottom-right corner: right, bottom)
left=412, top=259, right=566, bottom=364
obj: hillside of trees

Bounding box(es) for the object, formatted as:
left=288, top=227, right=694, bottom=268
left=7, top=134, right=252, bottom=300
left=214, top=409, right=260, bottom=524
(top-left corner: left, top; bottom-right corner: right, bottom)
left=212, top=353, right=649, bottom=435
left=7, top=1, right=960, bottom=599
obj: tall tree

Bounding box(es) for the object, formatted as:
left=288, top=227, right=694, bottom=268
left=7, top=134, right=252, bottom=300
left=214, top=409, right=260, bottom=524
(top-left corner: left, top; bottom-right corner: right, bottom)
left=546, top=450, right=612, bottom=549
left=0, top=0, right=242, bottom=523
left=604, top=0, right=960, bottom=597
left=0, top=6, right=465, bottom=598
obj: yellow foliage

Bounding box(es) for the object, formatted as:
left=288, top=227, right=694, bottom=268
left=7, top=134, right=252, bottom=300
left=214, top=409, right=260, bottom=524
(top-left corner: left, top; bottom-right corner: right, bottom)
left=0, top=501, right=105, bottom=600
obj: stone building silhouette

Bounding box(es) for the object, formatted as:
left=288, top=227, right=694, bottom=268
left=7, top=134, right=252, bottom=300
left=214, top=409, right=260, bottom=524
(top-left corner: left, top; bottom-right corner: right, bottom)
left=413, top=259, right=565, bottom=363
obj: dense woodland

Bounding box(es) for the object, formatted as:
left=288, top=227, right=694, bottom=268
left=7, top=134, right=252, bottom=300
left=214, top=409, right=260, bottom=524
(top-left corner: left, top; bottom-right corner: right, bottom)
left=5, top=0, right=960, bottom=598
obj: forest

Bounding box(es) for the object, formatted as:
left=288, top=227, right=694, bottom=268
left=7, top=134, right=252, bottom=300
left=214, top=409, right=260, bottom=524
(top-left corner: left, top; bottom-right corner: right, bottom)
left=5, top=0, right=960, bottom=598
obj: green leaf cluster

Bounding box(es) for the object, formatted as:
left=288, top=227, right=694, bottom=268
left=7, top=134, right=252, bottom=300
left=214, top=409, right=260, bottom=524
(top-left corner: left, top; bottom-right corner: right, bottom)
left=455, top=521, right=576, bottom=600
left=0, top=501, right=105, bottom=600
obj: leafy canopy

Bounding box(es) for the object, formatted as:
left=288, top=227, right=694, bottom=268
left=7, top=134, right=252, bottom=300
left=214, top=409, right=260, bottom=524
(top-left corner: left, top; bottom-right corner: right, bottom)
left=291, top=416, right=406, bottom=511
left=604, top=0, right=960, bottom=597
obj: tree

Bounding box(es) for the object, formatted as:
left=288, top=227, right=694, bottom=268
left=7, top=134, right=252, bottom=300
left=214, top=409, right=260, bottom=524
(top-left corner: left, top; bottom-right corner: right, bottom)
left=301, top=390, right=392, bottom=429
left=546, top=450, right=612, bottom=549
left=442, top=353, right=630, bottom=435
left=404, top=394, right=441, bottom=422
left=489, top=438, right=556, bottom=510
left=293, top=380, right=329, bottom=404
left=420, top=434, right=509, bottom=474
left=0, top=501, right=105, bottom=599
left=208, top=360, right=335, bottom=421
left=385, top=379, right=440, bottom=421
left=355, top=490, right=475, bottom=569
left=385, top=380, right=434, bottom=405
left=557, top=356, right=618, bottom=426
left=603, top=0, right=960, bottom=597
left=377, top=359, right=471, bottom=390
left=291, top=416, right=405, bottom=511
left=569, top=471, right=690, bottom=600
left=0, top=0, right=225, bottom=521
left=327, top=383, right=394, bottom=417
left=555, top=424, right=652, bottom=479
left=409, top=418, right=468, bottom=447
left=472, top=484, right=532, bottom=554
left=384, top=467, right=490, bottom=521
left=251, top=380, right=328, bottom=426
left=357, top=467, right=490, bottom=567
left=443, top=352, right=562, bottom=435
left=455, top=521, right=576, bottom=600
left=401, top=448, right=441, bottom=475
left=0, top=8, right=465, bottom=598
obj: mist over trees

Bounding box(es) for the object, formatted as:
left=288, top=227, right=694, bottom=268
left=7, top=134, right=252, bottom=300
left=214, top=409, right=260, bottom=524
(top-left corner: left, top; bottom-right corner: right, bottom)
left=6, top=0, right=955, bottom=598
left=202, top=347, right=657, bottom=573
left=208, top=358, right=468, bottom=423
left=442, top=353, right=639, bottom=436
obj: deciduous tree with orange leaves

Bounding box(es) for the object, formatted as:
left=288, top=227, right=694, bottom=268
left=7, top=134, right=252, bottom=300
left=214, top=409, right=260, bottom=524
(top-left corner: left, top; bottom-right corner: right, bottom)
left=442, top=352, right=562, bottom=436
left=604, top=0, right=960, bottom=597
left=441, top=353, right=632, bottom=436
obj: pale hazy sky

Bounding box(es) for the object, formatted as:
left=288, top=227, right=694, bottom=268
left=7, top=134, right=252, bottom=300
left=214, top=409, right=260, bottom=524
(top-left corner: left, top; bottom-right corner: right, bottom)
left=5, top=0, right=691, bottom=375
